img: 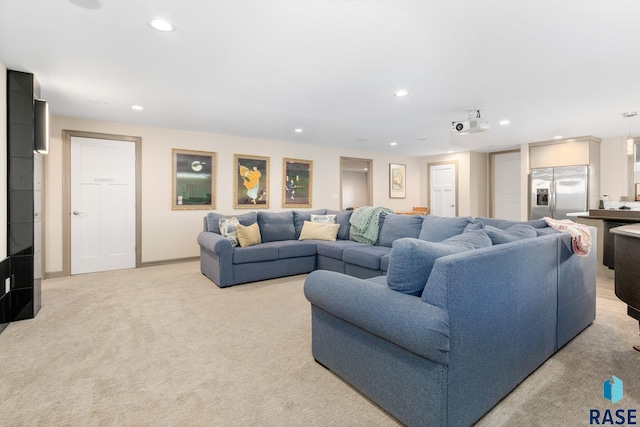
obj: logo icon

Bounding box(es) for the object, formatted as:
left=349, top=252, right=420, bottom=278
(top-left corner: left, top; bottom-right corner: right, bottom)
left=603, top=376, right=624, bottom=404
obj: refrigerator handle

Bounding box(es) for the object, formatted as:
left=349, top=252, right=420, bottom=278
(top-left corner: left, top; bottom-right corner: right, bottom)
left=551, top=181, right=557, bottom=218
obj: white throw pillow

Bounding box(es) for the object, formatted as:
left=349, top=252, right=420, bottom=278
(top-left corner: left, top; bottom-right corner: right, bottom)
left=219, top=217, right=240, bottom=247
left=310, top=214, right=336, bottom=224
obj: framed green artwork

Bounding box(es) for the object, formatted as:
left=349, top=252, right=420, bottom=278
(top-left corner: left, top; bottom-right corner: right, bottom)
left=172, top=149, right=216, bottom=210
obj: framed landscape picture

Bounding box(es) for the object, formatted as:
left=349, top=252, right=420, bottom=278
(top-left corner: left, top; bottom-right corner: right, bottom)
left=234, top=154, right=270, bottom=209
left=172, top=149, right=216, bottom=210
left=282, top=158, right=312, bottom=208
left=389, top=163, right=406, bottom=198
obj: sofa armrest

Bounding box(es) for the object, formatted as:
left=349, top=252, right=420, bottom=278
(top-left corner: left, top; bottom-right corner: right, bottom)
left=304, top=270, right=450, bottom=364
left=197, top=231, right=232, bottom=256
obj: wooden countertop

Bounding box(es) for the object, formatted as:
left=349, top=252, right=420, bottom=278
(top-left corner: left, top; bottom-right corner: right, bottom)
left=578, top=209, right=640, bottom=222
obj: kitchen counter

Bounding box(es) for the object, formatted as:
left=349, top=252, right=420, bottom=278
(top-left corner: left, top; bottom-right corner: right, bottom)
left=610, top=224, right=640, bottom=324
left=577, top=210, right=640, bottom=269
left=577, top=209, right=640, bottom=222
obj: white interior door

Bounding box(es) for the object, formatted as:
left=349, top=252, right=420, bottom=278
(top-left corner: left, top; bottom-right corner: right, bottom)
left=71, top=137, right=136, bottom=275
left=430, top=163, right=456, bottom=217
left=492, top=151, right=521, bottom=220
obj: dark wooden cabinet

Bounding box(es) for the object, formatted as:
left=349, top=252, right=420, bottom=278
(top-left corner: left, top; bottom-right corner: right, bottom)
left=611, top=225, right=640, bottom=323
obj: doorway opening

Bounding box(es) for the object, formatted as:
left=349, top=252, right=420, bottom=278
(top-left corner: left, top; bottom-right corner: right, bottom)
left=340, top=157, right=373, bottom=210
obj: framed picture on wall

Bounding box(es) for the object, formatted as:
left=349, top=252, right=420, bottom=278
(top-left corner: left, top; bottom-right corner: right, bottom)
left=282, top=158, right=312, bottom=208
left=172, top=149, right=216, bottom=210
left=234, top=154, right=270, bottom=209
left=389, top=163, right=406, bottom=198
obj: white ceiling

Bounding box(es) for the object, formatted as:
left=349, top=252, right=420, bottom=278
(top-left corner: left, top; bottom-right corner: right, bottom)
left=1, top=0, right=640, bottom=156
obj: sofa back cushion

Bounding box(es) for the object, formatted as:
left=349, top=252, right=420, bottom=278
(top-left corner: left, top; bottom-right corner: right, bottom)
left=387, top=231, right=492, bottom=296
left=292, top=209, right=327, bottom=238
left=377, top=214, right=423, bottom=247
left=257, top=211, right=296, bottom=242
left=325, top=209, right=354, bottom=240
left=483, top=224, right=537, bottom=244
left=206, top=212, right=257, bottom=234
left=473, top=217, right=547, bottom=230
left=418, top=215, right=473, bottom=242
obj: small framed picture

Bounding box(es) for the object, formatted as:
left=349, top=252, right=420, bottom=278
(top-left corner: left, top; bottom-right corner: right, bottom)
left=389, top=163, right=406, bottom=198
left=282, top=158, right=312, bottom=208
left=234, top=154, right=270, bottom=209
left=172, top=149, right=216, bottom=210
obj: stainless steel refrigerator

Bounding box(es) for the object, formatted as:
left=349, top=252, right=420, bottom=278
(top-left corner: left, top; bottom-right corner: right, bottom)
left=530, top=165, right=589, bottom=220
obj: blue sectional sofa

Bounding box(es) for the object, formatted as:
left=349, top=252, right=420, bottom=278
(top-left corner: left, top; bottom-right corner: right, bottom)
left=197, top=209, right=482, bottom=287
left=303, top=223, right=597, bottom=426
left=198, top=209, right=411, bottom=287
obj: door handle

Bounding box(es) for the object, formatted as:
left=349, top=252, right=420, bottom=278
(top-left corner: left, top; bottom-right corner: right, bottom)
left=72, top=210, right=83, bottom=215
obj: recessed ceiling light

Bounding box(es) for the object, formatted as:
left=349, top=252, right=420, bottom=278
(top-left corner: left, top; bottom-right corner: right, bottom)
left=499, top=120, right=510, bottom=126
left=294, top=128, right=303, bottom=133
left=149, top=18, right=176, bottom=32
left=390, top=142, right=398, bottom=146
left=394, top=90, right=409, bottom=97
left=131, top=105, right=144, bottom=111
left=69, top=0, right=102, bottom=10
left=553, top=135, right=563, bottom=139
left=447, top=151, right=454, bottom=154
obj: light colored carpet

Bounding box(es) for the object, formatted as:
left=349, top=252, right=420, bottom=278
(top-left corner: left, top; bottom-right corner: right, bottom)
left=0, top=262, right=638, bottom=426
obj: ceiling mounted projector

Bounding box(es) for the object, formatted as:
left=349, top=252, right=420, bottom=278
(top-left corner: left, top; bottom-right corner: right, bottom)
left=451, top=110, right=491, bottom=134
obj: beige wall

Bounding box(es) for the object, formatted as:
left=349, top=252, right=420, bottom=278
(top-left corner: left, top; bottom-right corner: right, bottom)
left=469, top=151, right=489, bottom=218
left=45, top=116, right=422, bottom=274
left=0, top=61, right=6, bottom=260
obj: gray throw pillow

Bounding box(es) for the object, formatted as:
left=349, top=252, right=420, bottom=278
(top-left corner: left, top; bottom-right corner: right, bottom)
left=387, top=231, right=491, bottom=296
left=482, top=224, right=537, bottom=244
left=418, top=215, right=473, bottom=242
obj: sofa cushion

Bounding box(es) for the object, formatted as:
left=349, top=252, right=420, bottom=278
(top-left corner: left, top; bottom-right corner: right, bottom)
left=237, top=223, right=261, bottom=248
left=483, top=224, right=537, bottom=244
left=268, top=240, right=318, bottom=259
left=315, top=240, right=368, bottom=260
left=299, top=221, right=340, bottom=241
left=257, top=211, right=296, bottom=242
left=292, top=209, right=327, bottom=238
left=473, top=217, right=548, bottom=230
left=418, top=215, right=473, bottom=242
left=232, top=243, right=279, bottom=264
left=380, top=254, right=390, bottom=272
left=206, top=212, right=257, bottom=234
left=377, top=214, right=424, bottom=247
left=326, top=209, right=354, bottom=240
left=464, top=222, right=484, bottom=231
left=387, top=231, right=492, bottom=296
left=342, top=246, right=391, bottom=270
left=536, top=227, right=560, bottom=236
